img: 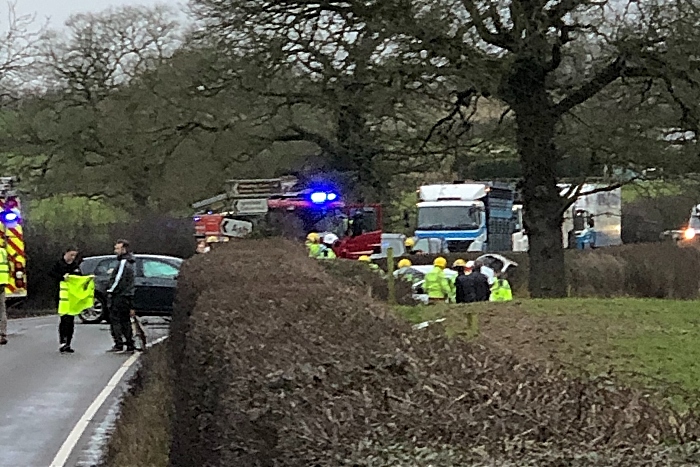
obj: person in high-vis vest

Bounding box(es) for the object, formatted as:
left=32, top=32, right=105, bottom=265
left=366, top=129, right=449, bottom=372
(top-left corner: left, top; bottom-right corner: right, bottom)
left=424, top=257, right=451, bottom=303
left=58, top=274, right=95, bottom=353
left=448, top=259, right=468, bottom=302
left=490, top=272, right=513, bottom=302
left=0, top=245, right=8, bottom=345
left=359, top=255, right=385, bottom=277
left=317, top=233, right=338, bottom=259
left=394, top=258, right=416, bottom=284
left=306, top=232, right=321, bottom=258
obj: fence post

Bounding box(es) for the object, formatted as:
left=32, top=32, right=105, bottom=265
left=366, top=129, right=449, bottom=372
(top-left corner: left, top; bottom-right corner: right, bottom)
left=387, top=247, right=396, bottom=305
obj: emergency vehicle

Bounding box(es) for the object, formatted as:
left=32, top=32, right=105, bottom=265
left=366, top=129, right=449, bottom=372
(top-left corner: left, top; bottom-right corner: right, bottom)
left=0, top=177, right=26, bottom=300
left=192, top=177, right=382, bottom=259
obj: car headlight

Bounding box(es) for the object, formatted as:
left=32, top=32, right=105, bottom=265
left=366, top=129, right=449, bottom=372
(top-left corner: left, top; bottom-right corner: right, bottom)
left=684, top=228, right=696, bottom=240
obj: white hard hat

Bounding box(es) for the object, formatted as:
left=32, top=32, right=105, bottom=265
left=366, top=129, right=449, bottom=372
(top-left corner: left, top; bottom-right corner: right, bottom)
left=466, top=260, right=475, bottom=268
left=323, top=233, right=339, bottom=244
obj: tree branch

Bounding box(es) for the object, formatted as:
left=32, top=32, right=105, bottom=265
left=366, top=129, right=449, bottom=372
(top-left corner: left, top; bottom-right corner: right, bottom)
left=553, top=57, right=625, bottom=116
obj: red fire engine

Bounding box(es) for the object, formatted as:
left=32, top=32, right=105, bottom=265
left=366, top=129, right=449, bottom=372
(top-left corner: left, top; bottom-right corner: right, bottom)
left=192, top=177, right=382, bottom=259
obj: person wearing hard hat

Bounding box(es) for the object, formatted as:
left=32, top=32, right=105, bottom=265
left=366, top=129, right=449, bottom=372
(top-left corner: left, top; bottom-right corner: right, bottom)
left=448, top=259, right=468, bottom=302
left=490, top=270, right=513, bottom=302
left=404, top=237, right=416, bottom=255
left=424, top=257, right=451, bottom=303
left=359, top=255, right=386, bottom=277
left=457, top=259, right=491, bottom=303
left=305, top=232, right=321, bottom=258
left=393, top=258, right=416, bottom=284
left=317, top=233, right=338, bottom=259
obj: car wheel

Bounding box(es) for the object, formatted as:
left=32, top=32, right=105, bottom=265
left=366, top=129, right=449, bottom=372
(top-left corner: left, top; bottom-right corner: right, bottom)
left=80, top=295, right=106, bottom=324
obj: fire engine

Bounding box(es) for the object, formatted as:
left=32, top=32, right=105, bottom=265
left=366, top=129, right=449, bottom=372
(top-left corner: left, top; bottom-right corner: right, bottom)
left=192, top=177, right=382, bottom=259
left=0, top=177, right=26, bottom=300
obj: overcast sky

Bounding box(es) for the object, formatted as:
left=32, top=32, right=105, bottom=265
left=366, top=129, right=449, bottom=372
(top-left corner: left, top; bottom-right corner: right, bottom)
left=14, top=0, right=183, bottom=27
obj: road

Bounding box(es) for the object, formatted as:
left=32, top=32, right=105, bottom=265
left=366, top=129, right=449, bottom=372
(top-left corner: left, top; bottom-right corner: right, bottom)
left=0, top=315, right=169, bottom=467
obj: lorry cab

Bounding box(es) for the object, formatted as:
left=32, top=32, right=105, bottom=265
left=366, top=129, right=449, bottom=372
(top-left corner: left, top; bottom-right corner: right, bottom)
left=415, top=182, right=515, bottom=253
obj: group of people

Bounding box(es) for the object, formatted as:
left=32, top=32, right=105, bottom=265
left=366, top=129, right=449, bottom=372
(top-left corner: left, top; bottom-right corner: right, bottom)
left=305, top=232, right=340, bottom=259
left=417, top=256, right=512, bottom=303
left=304, top=232, right=513, bottom=304
left=0, top=239, right=138, bottom=354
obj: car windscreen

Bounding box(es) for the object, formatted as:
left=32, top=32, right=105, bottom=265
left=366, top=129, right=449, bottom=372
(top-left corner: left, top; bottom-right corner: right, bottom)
left=417, top=206, right=481, bottom=231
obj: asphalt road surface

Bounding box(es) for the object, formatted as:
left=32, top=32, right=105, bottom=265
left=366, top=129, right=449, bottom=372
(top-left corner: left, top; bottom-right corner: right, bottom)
left=0, top=315, right=169, bottom=467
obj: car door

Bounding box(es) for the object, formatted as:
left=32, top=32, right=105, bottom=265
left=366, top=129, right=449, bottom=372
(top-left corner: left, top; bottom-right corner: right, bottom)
left=135, top=258, right=180, bottom=312
left=92, top=258, right=119, bottom=294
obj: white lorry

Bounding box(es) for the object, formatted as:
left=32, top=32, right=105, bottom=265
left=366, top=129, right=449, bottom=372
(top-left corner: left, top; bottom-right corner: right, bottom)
left=512, top=184, right=622, bottom=251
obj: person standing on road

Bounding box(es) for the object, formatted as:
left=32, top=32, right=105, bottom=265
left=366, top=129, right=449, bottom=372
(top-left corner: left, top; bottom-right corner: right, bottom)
left=456, top=259, right=490, bottom=303
left=0, top=242, right=8, bottom=345
left=106, top=239, right=136, bottom=353
left=49, top=247, right=82, bottom=353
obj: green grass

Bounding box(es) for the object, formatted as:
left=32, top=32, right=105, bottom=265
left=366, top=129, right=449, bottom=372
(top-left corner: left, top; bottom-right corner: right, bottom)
left=396, top=298, right=700, bottom=405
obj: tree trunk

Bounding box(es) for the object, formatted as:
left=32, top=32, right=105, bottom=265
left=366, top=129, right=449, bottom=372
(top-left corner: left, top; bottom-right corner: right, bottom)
left=506, top=57, right=568, bottom=298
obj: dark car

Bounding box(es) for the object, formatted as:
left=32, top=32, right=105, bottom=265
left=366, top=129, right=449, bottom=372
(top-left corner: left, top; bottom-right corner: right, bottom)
left=79, top=254, right=183, bottom=324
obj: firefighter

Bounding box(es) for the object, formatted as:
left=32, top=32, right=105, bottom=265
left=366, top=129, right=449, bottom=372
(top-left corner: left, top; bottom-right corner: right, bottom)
left=106, top=239, right=137, bottom=353
left=0, top=240, right=7, bottom=345
left=424, top=257, right=451, bottom=303
left=317, top=233, right=338, bottom=259
left=359, top=255, right=385, bottom=277
left=449, top=259, right=468, bottom=302
left=306, top=232, right=321, bottom=258
left=394, top=258, right=416, bottom=284
left=490, top=270, right=513, bottom=302
left=404, top=237, right=416, bottom=255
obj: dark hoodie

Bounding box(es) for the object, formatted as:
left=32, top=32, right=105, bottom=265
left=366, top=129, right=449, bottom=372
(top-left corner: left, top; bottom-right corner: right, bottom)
left=107, top=252, right=135, bottom=297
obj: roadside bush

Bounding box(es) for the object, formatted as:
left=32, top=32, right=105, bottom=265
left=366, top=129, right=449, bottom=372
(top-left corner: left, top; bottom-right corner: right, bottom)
left=168, top=239, right=700, bottom=467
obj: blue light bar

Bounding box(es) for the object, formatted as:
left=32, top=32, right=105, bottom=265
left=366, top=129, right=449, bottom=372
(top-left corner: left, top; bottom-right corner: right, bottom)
left=327, top=192, right=338, bottom=201
left=1, top=211, right=19, bottom=224
left=310, top=192, right=328, bottom=204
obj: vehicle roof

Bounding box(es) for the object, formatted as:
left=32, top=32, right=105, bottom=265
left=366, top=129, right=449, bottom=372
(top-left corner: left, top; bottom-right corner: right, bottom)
left=417, top=200, right=484, bottom=208
left=82, top=254, right=183, bottom=262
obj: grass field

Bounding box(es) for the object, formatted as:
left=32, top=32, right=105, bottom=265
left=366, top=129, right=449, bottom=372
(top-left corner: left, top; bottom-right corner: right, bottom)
left=396, top=298, right=700, bottom=406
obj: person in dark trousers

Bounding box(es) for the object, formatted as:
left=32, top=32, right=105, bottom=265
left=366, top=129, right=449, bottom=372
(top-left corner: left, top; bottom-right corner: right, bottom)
left=106, top=239, right=136, bottom=353
left=455, top=260, right=491, bottom=303
left=49, top=246, right=82, bottom=353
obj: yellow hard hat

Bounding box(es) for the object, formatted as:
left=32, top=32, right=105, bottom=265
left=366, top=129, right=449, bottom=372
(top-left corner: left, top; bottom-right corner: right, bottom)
left=206, top=236, right=218, bottom=243
left=398, top=258, right=412, bottom=269
left=307, top=232, right=320, bottom=242
left=434, top=257, right=447, bottom=268
left=358, top=255, right=372, bottom=263
left=453, top=259, right=467, bottom=268
left=404, top=237, right=415, bottom=248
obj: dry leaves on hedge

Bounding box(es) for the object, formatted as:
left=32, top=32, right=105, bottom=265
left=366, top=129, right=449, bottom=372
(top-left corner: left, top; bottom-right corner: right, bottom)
left=168, top=239, right=700, bottom=467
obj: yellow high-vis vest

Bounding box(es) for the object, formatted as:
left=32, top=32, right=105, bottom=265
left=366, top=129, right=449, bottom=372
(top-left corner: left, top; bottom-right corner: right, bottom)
left=58, top=275, right=95, bottom=316
left=0, top=249, right=8, bottom=286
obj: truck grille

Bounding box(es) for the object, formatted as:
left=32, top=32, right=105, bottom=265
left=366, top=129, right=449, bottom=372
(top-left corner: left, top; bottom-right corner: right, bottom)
left=447, top=240, right=473, bottom=252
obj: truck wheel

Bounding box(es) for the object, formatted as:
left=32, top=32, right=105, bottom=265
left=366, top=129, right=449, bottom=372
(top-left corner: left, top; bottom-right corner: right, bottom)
left=80, top=295, right=106, bottom=324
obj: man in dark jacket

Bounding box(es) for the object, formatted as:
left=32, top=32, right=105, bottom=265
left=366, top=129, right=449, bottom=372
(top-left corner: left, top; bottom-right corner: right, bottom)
left=455, top=260, right=491, bottom=303
left=49, top=247, right=82, bottom=353
left=106, top=239, right=136, bottom=353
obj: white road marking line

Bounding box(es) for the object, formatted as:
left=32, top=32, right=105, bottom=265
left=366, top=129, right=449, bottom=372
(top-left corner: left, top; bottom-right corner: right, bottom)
left=49, top=335, right=169, bottom=467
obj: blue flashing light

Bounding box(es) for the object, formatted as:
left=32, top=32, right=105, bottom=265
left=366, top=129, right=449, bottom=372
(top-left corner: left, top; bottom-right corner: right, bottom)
left=193, top=216, right=201, bottom=222
left=310, top=192, right=328, bottom=204
left=1, top=211, right=19, bottom=224
left=327, top=192, right=338, bottom=201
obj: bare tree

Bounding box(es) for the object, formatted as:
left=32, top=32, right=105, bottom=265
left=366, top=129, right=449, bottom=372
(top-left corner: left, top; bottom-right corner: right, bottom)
left=191, top=0, right=700, bottom=296
left=39, top=5, right=181, bottom=103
